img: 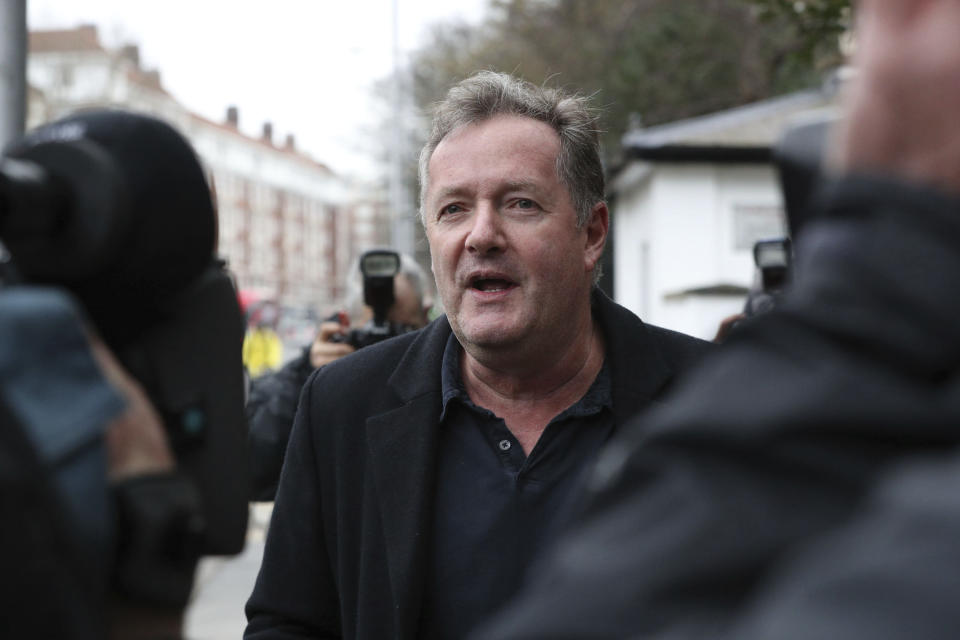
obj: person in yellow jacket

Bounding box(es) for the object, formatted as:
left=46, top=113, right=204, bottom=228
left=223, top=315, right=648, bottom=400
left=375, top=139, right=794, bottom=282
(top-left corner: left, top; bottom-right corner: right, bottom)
left=242, top=302, right=283, bottom=377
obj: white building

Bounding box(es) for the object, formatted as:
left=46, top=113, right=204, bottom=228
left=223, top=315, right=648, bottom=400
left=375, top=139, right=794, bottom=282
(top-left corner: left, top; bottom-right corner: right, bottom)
left=610, top=82, right=840, bottom=340
left=186, top=110, right=349, bottom=310
left=27, top=25, right=185, bottom=128
left=26, top=25, right=386, bottom=315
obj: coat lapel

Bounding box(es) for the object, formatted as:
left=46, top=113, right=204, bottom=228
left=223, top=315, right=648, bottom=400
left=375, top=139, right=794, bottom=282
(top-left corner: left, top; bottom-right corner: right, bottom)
left=594, top=290, right=677, bottom=426
left=365, top=318, right=450, bottom=638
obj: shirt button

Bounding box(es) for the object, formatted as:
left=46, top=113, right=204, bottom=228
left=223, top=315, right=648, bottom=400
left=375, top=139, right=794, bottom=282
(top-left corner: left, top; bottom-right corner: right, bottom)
left=498, top=439, right=512, bottom=451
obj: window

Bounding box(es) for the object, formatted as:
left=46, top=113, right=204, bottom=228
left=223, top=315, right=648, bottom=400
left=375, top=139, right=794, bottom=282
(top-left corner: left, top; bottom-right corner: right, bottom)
left=732, top=204, right=786, bottom=251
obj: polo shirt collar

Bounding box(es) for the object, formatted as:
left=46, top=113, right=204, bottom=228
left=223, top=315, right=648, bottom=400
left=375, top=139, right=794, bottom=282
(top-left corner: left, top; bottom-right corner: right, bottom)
left=438, top=331, right=612, bottom=423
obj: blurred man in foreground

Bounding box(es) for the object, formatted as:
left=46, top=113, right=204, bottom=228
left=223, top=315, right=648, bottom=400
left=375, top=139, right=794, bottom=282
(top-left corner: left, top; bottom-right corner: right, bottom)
left=245, top=72, right=710, bottom=639
left=474, top=2, right=960, bottom=638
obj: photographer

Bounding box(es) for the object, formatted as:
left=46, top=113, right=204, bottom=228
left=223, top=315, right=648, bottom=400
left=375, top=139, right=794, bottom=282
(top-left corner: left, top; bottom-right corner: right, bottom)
left=472, top=1, right=960, bottom=638
left=246, top=252, right=431, bottom=501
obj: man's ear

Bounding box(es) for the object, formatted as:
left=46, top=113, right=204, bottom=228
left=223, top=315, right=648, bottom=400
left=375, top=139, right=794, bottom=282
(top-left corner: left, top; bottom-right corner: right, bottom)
left=583, top=202, right=609, bottom=272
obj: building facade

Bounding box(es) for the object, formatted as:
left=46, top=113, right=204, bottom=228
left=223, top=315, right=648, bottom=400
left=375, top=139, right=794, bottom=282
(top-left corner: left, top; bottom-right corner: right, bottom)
left=25, top=24, right=388, bottom=317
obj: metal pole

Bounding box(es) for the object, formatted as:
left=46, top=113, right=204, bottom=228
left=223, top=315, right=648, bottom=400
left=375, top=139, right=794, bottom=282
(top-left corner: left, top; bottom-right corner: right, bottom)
left=0, top=0, right=27, bottom=149
left=389, top=0, right=414, bottom=255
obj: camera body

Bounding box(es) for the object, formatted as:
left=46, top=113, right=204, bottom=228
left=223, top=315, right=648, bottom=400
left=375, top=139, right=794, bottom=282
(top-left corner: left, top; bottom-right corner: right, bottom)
left=743, top=237, right=792, bottom=317
left=340, top=321, right=409, bottom=350
left=333, top=249, right=414, bottom=349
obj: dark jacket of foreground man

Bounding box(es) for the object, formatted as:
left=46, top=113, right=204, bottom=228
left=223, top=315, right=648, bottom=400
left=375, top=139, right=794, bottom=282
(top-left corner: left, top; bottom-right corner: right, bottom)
left=474, top=176, right=960, bottom=640
left=244, top=291, right=710, bottom=639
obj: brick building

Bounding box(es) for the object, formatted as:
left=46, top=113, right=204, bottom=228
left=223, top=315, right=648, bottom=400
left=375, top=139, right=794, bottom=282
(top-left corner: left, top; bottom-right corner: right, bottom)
left=26, top=24, right=389, bottom=316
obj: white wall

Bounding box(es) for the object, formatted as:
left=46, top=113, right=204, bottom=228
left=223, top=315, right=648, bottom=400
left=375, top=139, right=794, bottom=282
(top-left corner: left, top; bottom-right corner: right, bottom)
left=28, top=51, right=110, bottom=103
left=613, top=161, right=785, bottom=340
left=612, top=163, right=653, bottom=317
left=660, top=294, right=746, bottom=340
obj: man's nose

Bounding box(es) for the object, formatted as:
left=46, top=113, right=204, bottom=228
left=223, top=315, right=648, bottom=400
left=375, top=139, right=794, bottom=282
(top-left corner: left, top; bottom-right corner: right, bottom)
left=465, top=203, right=505, bottom=254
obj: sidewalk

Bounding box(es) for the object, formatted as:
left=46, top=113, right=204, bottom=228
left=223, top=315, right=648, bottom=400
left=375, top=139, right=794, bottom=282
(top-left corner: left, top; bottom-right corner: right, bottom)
left=183, top=502, right=273, bottom=639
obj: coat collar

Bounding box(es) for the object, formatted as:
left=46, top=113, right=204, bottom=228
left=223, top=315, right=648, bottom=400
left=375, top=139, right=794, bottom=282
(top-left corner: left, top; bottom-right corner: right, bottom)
left=382, top=290, right=675, bottom=413
left=591, top=288, right=679, bottom=425
left=386, top=315, right=452, bottom=402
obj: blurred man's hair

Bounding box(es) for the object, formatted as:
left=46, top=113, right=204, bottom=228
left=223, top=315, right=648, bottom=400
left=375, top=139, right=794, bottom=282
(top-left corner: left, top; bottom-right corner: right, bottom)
left=418, top=70, right=605, bottom=228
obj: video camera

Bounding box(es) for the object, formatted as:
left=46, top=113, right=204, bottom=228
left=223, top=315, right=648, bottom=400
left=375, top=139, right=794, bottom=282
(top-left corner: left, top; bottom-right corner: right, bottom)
left=743, top=117, right=832, bottom=318
left=0, top=110, right=248, bottom=605
left=332, top=249, right=413, bottom=349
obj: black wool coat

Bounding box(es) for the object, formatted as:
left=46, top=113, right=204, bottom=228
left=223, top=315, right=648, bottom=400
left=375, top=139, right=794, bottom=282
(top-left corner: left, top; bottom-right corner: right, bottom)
left=245, top=291, right=710, bottom=640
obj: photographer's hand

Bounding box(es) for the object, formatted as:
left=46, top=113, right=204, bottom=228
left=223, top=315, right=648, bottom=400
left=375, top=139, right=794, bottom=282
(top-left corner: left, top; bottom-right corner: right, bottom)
left=832, top=0, right=960, bottom=196
left=713, top=313, right=745, bottom=344
left=88, top=334, right=175, bottom=481
left=309, top=315, right=356, bottom=368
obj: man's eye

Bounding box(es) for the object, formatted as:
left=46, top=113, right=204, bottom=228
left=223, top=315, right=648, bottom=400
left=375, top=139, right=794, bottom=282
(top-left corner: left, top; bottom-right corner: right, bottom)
left=440, top=204, right=462, bottom=216
left=515, top=199, right=537, bottom=210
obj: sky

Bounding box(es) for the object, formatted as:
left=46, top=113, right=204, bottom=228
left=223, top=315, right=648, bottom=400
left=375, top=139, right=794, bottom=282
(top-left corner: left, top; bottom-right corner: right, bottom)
left=27, top=0, right=490, bottom=180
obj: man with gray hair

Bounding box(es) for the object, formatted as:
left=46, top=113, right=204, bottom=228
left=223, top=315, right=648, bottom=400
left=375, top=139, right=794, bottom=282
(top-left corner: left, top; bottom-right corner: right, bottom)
left=245, top=71, right=709, bottom=639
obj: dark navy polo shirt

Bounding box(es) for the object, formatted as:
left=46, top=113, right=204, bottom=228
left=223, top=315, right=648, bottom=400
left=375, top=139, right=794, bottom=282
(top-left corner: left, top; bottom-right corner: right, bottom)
left=419, top=332, right=614, bottom=639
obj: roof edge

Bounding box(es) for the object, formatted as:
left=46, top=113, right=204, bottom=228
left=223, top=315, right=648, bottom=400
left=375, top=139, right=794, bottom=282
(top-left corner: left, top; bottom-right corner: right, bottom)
left=627, top=145, right=771, bottom=164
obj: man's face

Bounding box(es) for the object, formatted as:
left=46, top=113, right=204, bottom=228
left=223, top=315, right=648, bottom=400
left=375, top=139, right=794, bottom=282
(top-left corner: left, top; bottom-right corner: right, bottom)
left=423, top=114, right=607, bottom=354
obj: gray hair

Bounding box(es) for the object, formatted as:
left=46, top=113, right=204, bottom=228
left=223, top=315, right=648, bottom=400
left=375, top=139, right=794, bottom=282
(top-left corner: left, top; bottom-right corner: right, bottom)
left=418, top=71, right=605, bottom=228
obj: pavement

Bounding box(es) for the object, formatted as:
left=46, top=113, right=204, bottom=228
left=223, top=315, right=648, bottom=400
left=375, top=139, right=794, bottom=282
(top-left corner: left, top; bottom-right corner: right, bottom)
left=183, top=502, right=274, bottom=639
left=184, top=341, right=303, bottom=639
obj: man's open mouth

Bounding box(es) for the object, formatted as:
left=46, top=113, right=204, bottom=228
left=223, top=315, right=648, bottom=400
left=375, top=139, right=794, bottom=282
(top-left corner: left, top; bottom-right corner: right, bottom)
left=470, top=278, right=515, bottom=292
